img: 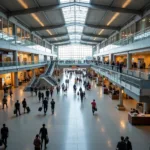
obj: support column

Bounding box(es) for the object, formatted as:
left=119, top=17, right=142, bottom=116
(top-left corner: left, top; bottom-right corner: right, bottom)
left=144, top=103, right=150, bottom=114
left=44, top=55, right=47, bottom=62
left=13, top=51, right=18, bottom=66
left=14, top=72, right=18, bottom=88
left=127, top=53, right=132, bottom=70
left=117, top=87, right=125, bottom=111
left=31, top=53, right=34, bottom=64
left=109, top=53, right=114, bottom=64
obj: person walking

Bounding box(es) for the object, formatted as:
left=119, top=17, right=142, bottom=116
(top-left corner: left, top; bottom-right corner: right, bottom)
left=41, top=93, right=44, bottom=101
left=22, top=98, right=27, bottom=113
left=2, top=96, right=8, bottom=109
left=9, top=88, right=13, bottom=99
left=34, top=87, right=38, bottom=96
left=125, top=136, right=132, bottom=150
left=15, top=100, right=21, bottom=116
left=56, top=86, right=60, bottom=94
left=91, top=100, right=97, bottom=115
left=80, top=91, right=84, bottom=103
left=50, top=87, right=53, bottom=98
left=38, top=91, right=42, bottom=102
left=51, top=99, right=55, bottom=115
left=31, top=87, right=33, bottom=96
left=46, top=89, right=50, bottom=100
left=33, top=134, right=41, bottom=150
left=43, top=99, right=48, bottom=115
left=116, top=136, right=126, bottom=150
left=39, top=124, right=48, bottom=150
left=1, top=124, right=9, bottom=148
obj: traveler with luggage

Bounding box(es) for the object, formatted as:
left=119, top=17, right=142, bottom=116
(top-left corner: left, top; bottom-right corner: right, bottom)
left=22, top=98, right=27, bottom=113
left=14, top=100, right=21, bottom=116
left=91, top=99, right=97, bottom=115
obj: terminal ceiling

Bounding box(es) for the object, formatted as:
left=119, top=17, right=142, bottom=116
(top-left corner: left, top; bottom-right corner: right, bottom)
left=0, top=0, right=150, bottom=46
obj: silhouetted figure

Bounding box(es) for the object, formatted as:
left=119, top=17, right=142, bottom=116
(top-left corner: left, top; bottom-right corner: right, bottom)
left=22, top=98, right=27, bottom=113
left=43, top=99, right=48, bottom=115
left=15, top=100, right=21, bottom=116
left=33, top=134, right=41, bottom=150
left=39, top=124, right=48, bottom=150
left=1, top=124, right=9, bottom=148
left=46, top=89, right=50, bottom=100
left=91, top=99, right=97, bottom=115
left=125, top=136, right=132, bottom=150
left=51, top=99, right=55, bottom=115
left=38, top=91, right=42, bottom=102
left=116, top=136, right=126, bottom=150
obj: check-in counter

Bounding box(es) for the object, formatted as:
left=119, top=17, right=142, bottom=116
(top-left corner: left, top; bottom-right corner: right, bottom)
left=103, top=87, right=108, bottom=94
left=109, top=93, right=119, bottom=100
left=128, top=113, right=150, bottom=125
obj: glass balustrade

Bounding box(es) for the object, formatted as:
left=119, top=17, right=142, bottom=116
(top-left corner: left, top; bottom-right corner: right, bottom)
left=94, top=26, right=150, bottom=54
left=0, top=31, right=54, bottom=54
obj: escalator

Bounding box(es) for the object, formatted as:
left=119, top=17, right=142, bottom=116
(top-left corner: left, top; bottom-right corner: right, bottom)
left=45, top=62, right=55, bottom=76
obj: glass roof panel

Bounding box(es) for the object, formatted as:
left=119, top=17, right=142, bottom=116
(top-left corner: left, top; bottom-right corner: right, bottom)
left=60, top=0, right=90, bottom=43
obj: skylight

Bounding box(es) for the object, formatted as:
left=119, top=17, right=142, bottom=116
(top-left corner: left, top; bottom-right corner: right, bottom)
left=60, top=0, right=90, bottom=42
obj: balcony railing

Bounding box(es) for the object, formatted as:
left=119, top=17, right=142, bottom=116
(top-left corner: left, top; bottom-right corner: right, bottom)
left=94, top=26, right=150, bottom=54
left=0, top=61, right=47, bottom=67
left=0, top=31, right=54, bottom=54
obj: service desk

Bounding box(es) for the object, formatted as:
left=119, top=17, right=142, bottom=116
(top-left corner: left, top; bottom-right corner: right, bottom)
left=128, top=113, right=150, bottom=125
left=109, top=93, right=119, bottom=100
left=103, top=87, right=108, bottom=94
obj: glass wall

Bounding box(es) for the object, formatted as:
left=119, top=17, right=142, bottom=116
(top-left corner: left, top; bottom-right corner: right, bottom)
left=58, top=44, right=92, bottom=60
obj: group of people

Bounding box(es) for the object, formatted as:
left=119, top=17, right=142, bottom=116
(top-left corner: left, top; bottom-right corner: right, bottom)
left=116, top=136, right=132, bottom=150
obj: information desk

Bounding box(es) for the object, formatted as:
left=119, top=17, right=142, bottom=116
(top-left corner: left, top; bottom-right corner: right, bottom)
left=109, top=93, right=119, bottom=100
left=128, top=113, right=150, bottom=125
left=103, top=87, right=108, bottom=94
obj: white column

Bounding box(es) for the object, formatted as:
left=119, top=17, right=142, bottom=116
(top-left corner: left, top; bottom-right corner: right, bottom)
left=127, top=53, right=132, bottom=70
left=117, top=87, right=125, bottom=110
left=109, top=53, right=114, bottom=64
left=14, top=72, right=18, bottom=88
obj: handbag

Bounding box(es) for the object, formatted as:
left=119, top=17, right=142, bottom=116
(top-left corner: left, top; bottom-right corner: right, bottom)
left=46, top=136, right=49, bottom=144
left=94, top=107, right=97, bottom=111
left=14, top=109, right=17, bottom=114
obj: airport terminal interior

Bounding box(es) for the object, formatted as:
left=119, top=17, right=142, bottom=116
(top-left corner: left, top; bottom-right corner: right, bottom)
left=0, top=0, right=150, bottom=150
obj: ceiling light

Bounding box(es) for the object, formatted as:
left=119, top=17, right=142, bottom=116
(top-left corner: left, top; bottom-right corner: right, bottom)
left=107, top=13, right=120, bottom=26
left=18, top=0, right=55, bottom=39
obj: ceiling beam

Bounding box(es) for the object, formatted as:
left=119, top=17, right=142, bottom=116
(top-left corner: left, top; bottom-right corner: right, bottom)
left=43, top=32, right=108, bottom=39
left=31, top=22, right=120, bottom=32
left=8, top=2, right=142, bottom=17
left=81, top=39, right=100, bottom=44
left=51, top=39, right=70, bottom=44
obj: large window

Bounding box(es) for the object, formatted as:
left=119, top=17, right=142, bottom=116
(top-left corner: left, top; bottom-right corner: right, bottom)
left=58, top=44, right=92, bottom=60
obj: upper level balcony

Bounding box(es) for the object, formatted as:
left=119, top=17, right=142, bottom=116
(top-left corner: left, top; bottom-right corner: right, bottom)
left=94, top=26, right=150, bottom=56
left=0, top=61, right=47, bottom=74
left=0, top=31, right=57, bottom=57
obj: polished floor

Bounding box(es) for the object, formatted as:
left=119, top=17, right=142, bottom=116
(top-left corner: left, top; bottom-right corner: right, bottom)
left=0, top=73, right=150, bottom=150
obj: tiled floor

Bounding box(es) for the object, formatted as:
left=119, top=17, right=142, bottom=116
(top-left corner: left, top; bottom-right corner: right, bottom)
left=0, top=73, right=150, bottom=150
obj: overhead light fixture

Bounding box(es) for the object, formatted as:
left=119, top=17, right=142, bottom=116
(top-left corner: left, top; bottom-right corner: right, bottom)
left=97, top=0, right=132, bottom=38
left=17, top=0, right=55, bottom=39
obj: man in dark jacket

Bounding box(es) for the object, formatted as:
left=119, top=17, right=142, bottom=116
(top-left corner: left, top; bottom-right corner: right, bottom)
left=39, top=124, right=48, bottom=149
left=38, top=91, right=42, bottom=102
left=125, top=137, right=132, bottom=150
left=116, top=136, right=126, bottom=150
left=46, top=89, right=50, bottom=100
left=51, top=99, right=55, bottom=115
left=15, top=100, right=21, bottom=116
left=1, top=124, right=9, bottom=148
left=43, top=99, right=48, bottom=115
left=80, top=91, right=84, bottom=103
